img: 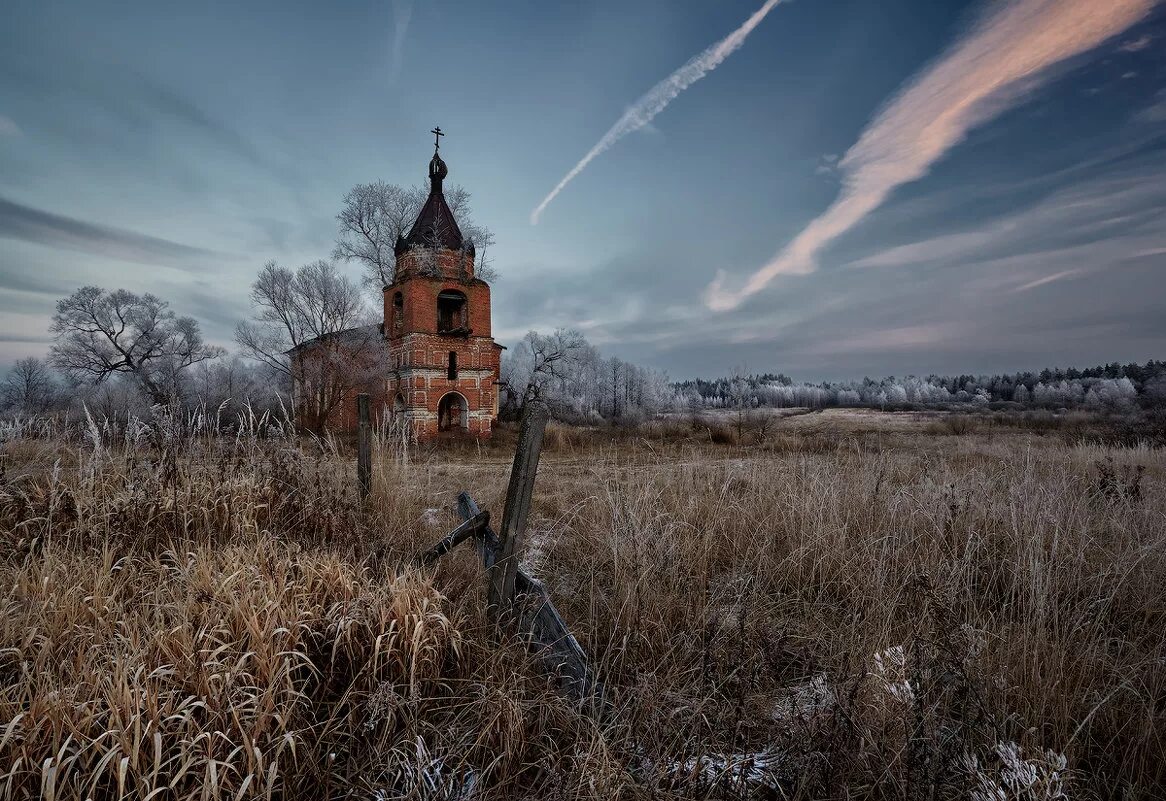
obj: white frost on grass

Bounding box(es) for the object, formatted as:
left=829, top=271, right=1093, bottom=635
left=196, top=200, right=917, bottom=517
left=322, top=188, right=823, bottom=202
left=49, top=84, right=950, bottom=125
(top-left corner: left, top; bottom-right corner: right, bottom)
left=871, top=644, right=915, bottom=704
left=370, top=736, right=477, bottom=801
left=664, top=749, right=797, bottom=794
left=962, top=741, right=1070, bottom=801
left=520, top=527, right=552, bottom=576
left=772, top=673, right=836, bottom=724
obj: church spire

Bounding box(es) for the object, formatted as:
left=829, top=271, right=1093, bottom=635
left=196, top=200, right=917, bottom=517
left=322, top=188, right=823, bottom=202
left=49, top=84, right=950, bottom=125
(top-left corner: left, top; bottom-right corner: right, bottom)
left=428, top=125, right=448, bottom=195
left=399, top=126, right=463, bottom=254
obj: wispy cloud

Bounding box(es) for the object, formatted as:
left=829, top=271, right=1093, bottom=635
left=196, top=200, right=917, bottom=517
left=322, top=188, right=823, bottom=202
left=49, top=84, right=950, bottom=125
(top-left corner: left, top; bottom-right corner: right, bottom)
left=848, top=230, right=999, bottom=269
left=129, top=76, right=276, bottom=172
left=805, top=323, right=961, bottom=355
left=704, top=0, right=1156, bottom=311
left=530, top=0, right=784, bottom=224
left=389, top=0, right=413, bottom=83
left=1137, top=89, right=1166, bottom=122
left=1118, top=33, right=1154, bottom=52
left=4, top=60, right=282, bottom=177
left=0, top=195, right=214, bottom=265
left=0, top=115, right=19, bottom=136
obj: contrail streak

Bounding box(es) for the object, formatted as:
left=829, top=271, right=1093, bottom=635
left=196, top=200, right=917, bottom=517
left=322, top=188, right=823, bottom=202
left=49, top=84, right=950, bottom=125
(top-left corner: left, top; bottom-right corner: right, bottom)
left=530, top=0, right=784, bottom=225
left=704, top=0, right=1157, bottom=311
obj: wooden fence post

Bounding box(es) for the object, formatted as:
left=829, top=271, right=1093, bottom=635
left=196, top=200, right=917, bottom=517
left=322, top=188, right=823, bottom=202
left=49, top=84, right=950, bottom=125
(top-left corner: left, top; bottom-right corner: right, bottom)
left=356, top=393, right=371, bottom=500
left=489, top=401, right=549, bottom=617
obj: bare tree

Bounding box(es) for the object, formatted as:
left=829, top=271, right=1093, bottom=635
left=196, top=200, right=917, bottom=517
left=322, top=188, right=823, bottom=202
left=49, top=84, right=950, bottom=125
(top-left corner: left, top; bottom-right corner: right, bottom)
left=235, top=260, right=381, bottom=433
left=503, top=329, right=587, bottom=412
left=333, top=181, right=497, bottom=289
left=446, top=185, right=498, bottom=283
left=1, top=356, right=57, bottom=413
left=190, top=357, right=284, bottom=422
left=332, top=181, right=425, bottom=289
left=50, top=287, right=223, bottom=405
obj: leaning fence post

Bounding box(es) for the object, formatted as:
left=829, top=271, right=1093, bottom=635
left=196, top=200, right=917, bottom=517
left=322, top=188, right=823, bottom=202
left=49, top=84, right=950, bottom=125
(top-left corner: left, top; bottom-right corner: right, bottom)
left=356, top=393, right=371, bottom=500
left=489, top=401, right=549, bottom=618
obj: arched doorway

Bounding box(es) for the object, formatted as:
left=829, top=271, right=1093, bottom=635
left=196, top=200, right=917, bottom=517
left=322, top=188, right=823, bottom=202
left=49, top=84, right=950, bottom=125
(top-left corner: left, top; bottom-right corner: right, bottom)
left=437, top=392, right=468, bottom=432
left=392, top=393, right=406, bottom=418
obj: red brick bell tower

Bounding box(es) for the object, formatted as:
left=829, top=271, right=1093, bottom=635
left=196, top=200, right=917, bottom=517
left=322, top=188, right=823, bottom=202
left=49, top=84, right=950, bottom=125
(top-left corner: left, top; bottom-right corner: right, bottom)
left=383, top=129, right=502, bottom=439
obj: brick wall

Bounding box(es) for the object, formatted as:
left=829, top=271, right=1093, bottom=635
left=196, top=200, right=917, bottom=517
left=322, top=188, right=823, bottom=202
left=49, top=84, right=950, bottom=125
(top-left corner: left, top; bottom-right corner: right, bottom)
left=383, top=277, right=491, bottom=338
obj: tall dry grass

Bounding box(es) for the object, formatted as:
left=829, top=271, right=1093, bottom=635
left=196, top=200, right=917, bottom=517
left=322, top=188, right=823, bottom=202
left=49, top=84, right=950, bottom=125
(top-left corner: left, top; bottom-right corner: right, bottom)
left=0, top=408, right=1163, bottom=799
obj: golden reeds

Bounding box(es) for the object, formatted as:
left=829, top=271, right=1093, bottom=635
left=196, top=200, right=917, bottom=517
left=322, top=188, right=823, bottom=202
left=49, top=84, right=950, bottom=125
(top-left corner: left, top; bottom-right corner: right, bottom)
left=0, top=407, right=1163, bottom=798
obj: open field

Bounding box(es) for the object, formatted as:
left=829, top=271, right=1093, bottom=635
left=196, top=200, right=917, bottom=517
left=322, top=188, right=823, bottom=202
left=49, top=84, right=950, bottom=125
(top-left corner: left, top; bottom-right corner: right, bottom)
left=1, top=409, right=1164, bottom=799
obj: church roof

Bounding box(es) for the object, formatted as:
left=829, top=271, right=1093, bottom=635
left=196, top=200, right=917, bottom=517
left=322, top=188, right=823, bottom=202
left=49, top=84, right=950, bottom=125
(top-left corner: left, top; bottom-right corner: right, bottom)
left=399, top=150, right=464, bottom=253
left=285, top=323, right=380, bottom=355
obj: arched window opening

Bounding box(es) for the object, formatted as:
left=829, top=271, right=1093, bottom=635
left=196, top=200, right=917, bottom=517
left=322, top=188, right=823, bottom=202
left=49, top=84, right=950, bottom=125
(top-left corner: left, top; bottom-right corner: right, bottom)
left=437, top=290, right=468, bottom=333
left=447, top=351, right=458, bottom=380
left=392, top=292, right=404, bottom=334
left=437, top=392, right=468, bottom=432
left=392, top=393, right=406, bottom=417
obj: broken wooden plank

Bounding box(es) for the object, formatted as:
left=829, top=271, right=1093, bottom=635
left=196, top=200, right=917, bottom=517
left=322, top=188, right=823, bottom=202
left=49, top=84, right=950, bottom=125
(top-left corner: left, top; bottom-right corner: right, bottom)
left=417, top=511, right=490, bottom=567
left=515, top=576, right=600, bottom=703
left=457, top=490, right=603, bottom=710
left=490, top=402, right=549, bottom=615
left=457, top=491, right=499, bottom=567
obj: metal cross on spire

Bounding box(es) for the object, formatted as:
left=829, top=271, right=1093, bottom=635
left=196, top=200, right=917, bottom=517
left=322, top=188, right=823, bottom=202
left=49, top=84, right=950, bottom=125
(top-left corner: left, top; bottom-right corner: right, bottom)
left=431, top=126, right=444, bottom=153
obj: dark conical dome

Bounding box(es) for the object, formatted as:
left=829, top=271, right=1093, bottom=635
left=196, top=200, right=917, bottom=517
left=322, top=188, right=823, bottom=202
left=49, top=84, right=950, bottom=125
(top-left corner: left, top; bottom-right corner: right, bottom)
left=399, top=144, right=463, bottom=253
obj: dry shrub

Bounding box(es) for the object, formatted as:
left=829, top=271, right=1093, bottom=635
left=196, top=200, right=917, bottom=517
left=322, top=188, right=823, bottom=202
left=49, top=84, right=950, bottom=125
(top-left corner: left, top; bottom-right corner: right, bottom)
left=1, top=410, right=1164, bottom=799
left=926, top=414, right=983, bottom=436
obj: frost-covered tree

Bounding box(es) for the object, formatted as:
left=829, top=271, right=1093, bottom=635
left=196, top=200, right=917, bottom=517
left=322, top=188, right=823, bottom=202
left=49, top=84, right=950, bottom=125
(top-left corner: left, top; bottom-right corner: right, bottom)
left=333, top=181, right=496, bottom=291
left=501, top=329, right=675, bottom=422
left=50, top=287, right=223, bottom=406
left=1, top=356, right=58, bottom=413
left=503, top=328, right=589, bottom=410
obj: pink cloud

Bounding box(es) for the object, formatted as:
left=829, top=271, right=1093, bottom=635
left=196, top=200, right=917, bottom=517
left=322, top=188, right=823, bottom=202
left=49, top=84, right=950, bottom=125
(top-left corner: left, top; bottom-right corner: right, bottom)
left=705, top=0, right=1156, bottom=311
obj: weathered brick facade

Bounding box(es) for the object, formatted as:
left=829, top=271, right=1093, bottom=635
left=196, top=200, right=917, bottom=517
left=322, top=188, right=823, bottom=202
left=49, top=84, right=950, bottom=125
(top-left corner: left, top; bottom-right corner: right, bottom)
left=292, top=140, right=502, bottom=439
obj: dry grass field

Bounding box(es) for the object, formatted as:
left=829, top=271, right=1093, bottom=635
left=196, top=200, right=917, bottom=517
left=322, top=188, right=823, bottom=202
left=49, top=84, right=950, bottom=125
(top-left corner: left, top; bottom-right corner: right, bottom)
left=1, top=408, right=1163, bottom=799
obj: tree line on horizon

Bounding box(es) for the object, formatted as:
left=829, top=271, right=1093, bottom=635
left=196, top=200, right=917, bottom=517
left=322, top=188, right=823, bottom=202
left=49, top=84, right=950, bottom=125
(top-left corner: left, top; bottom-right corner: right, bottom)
left=4, top=318, right=1166, bottom=424
left=677, top=360, right=1166, bottom=413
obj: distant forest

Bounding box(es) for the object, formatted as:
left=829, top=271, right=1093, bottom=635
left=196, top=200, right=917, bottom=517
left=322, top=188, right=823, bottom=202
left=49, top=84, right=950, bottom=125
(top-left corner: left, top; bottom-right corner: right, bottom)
left=502, top=331, right=1166, bottom=422
left=675, top=360, right=1166, bottom=413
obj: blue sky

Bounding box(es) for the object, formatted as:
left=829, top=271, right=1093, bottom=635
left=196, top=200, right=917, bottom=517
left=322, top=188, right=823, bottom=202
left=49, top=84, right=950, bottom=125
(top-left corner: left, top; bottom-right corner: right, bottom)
left=1, top=0, right=1164, bottom=380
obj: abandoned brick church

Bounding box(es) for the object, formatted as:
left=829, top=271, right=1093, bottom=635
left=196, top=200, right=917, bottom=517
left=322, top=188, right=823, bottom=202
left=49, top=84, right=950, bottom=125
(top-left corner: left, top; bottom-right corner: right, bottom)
left=291, top=132, right=502, bottom=439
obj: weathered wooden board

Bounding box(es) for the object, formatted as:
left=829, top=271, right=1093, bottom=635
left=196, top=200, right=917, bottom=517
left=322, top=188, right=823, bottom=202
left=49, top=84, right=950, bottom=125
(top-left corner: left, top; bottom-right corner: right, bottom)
left=356, top=393, right=371, bottom=500
left=457, top=490, right=603, bottom=709
left=490, top=402, right=549, bottom=613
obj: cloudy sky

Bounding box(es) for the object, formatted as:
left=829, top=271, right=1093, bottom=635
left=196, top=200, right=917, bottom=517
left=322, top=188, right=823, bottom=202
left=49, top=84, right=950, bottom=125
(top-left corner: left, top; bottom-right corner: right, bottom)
left=2, top=0, right=1164, bottom=381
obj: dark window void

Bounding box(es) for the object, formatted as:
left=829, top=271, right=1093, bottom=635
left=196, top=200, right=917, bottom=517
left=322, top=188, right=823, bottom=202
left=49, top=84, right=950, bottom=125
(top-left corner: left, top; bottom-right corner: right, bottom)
left=447, top=351, right=458, bottom=380
left=392, top=292, right=403, bottom=334
left=437, top=290, right=468, bottom=333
